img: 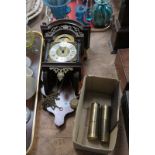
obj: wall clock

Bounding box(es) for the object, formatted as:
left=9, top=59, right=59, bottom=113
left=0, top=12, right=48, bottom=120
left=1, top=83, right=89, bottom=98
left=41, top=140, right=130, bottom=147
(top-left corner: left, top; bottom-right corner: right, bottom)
left=40, top=19, right=90, bottom=126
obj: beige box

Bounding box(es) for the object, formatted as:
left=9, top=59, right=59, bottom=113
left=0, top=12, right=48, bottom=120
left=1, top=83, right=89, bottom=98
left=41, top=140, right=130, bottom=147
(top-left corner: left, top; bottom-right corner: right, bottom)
left=73, top=75, right=121, bottom=154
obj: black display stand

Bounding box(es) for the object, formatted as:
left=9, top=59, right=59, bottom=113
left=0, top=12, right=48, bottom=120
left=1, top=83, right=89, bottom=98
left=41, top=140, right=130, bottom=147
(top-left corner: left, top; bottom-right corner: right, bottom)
left=110, top=0, right=129, bottom=53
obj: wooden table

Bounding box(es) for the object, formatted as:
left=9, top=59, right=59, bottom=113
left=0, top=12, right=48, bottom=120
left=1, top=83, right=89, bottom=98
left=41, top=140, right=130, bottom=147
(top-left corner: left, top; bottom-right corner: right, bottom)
left=27, top=32, right=129, bottom=155
left=27, top=1, right=128, bottom=154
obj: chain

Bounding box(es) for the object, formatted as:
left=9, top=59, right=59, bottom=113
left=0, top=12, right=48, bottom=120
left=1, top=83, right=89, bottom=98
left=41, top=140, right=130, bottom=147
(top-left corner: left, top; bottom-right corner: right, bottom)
left=42, top=79, right=64, bottom=111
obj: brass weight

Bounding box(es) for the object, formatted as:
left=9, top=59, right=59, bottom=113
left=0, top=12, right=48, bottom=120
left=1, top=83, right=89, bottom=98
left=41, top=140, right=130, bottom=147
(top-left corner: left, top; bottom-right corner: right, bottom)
left=101, top=104, right=111, bottom=143
left=87, top=102, right=100, bottom=141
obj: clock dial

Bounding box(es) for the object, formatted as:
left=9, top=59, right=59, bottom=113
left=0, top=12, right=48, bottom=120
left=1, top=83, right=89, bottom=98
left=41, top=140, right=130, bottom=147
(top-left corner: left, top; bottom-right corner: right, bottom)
left=49, top=42, right=77, bottom=62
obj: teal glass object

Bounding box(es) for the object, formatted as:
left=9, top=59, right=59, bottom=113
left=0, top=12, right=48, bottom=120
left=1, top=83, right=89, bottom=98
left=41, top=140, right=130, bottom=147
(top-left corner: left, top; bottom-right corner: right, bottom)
left=85, top=0, right=93, bottom=22
left=66, top=6, right=71, bottom=14
left=43, top=0, right=71, bottom=19
left=75, top=5, right=86, bottom=23
left=86, top=8, right=93, bottom=22
left=92, top=0, right=113, bottom=28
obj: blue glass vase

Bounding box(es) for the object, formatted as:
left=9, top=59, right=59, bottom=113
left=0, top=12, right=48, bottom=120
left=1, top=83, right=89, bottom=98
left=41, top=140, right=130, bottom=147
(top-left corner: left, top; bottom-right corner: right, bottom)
left=43, top=0, right=71, bottom=19
left=75, top=5, right=86, bottom=23
left=92, top=0, right=113, bottom=28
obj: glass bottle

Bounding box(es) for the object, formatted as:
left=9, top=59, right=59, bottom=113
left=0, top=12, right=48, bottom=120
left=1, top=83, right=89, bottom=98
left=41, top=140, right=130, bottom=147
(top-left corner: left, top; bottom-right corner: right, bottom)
left=92, top=0, right=113, bottom=28
left=75, top=4, right=86, bottom=23
left=43, top=0, right=71, bottom=19
left=85, top=0, right=93, bottom=22
left=26, top=18, right=34, bottom=48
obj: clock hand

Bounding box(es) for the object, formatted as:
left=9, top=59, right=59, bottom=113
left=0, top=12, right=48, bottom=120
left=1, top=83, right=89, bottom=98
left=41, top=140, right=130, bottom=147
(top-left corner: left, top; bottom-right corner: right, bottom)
left=61, top=47, right=65, bottom=53
left=64, top=47, right=67, bottom=53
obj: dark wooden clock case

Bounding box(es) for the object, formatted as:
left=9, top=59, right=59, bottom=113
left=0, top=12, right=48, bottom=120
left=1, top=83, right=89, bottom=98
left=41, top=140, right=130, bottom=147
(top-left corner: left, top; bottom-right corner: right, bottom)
left=40, top=19, right=90, bottom=96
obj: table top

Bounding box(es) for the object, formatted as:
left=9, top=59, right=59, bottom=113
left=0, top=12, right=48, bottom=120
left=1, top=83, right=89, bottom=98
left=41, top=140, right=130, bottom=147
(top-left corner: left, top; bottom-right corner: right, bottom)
left=27, top=32, right=128, bottom=155
left=27, top=0, right=128, bottom=154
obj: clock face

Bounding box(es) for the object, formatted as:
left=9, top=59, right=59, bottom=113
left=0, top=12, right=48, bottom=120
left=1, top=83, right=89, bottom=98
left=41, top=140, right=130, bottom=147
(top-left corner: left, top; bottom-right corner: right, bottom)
left=49, top=41, right=77, bottom=63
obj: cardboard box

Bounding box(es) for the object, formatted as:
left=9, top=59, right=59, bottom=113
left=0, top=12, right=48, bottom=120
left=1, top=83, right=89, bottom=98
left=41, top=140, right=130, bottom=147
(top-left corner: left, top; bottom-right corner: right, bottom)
left=73, top=75, right=121, bottom=154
